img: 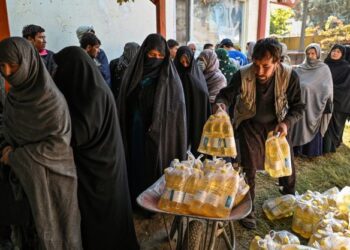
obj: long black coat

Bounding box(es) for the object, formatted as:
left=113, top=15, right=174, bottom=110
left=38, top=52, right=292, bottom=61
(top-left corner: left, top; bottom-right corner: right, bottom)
left=54, top=46, right=139, bottom=250
left=117, top=34, right=187, bottom=206
left=174, top=46, right=210, bottom=156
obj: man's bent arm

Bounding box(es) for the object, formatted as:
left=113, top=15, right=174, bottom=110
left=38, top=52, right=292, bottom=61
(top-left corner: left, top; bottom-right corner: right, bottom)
left=283, top=70, right=305, bottom=129
left=215, top=71, right=242, bottom=107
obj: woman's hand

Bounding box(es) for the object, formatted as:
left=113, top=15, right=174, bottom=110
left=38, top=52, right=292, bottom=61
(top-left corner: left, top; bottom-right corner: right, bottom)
left=1, top=146, right=13, bottom=165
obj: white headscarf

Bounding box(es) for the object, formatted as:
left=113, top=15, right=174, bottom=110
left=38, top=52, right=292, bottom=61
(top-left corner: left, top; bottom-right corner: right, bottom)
left=76, top=25, right=94, bottom=41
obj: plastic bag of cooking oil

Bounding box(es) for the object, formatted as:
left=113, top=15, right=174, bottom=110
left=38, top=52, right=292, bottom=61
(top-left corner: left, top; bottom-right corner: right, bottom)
left=292, top=200, right=316, bottom=239
left=188, top=165, right=217, bottom=215
left=336, top=186, right=350, bottom=214
left=314, top=212, right=348, bottom=233
left=270, top=230, right=300, bottom=245
left=181, top=166, right=204, bottom=214
left=308, top=225, right=334, bottom=247
left=215, top=165, right=240, bottom=217
left=280, top=245, right=318, bottom=250
left=317, top=235, right=350, bottom=250
left=233, top=173, right=250, bottom=207
left=158, top=163, right=192, bottom=213
left=192, top=167, right=232, bottom=217
left=198, top=107, right=237, bottom=157
left=203, top=158, right=226, bottom=173
left=249, top=235, right=280, bottom=250
left=265, top=131, right=292, bottom=178
left=322, top=187, right=339, bottom=207
left=263, top=195, right=296, bottom=220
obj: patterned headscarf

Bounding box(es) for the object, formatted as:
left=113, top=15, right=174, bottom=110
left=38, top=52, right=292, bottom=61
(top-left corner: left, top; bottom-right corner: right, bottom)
left=215, top=48, right=238, bottom=83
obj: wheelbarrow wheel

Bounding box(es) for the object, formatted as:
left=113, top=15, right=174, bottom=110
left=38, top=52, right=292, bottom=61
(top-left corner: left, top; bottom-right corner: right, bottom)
left=182, top=220, right=203, bottom=250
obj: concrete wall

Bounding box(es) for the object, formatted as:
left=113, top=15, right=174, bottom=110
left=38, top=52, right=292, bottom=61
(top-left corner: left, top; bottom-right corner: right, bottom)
left=166, top=0, right=177, bottom=40
left=7, top=0, right=158, bottom=60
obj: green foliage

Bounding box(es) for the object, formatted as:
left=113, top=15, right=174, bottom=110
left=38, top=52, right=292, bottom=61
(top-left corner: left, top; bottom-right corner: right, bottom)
left=294, top=0, right=350, bottom=29
left=305, top=26, right=319, bottom=36
left=325, top=16, right=344, bottom=30
left=320, top=23, right=350, bottom=50
left=270, top=8, right=294, bottom=36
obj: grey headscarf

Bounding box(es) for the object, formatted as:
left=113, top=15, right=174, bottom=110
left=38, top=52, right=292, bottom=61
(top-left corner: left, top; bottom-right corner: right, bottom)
left=292, top=43, right=333, bottom=146
left=76, top=25, right=94, bottom=41
left=246, top=41, right=256, bottom=62
left=280, top=42, right=292, bottom=65
left=0, top=37, right=82, bottom=249
left=198, top=49, right=227, bottom=103
left=117, top=42, right=140, bottom=71
left=299, top=43, right=323, bottom=69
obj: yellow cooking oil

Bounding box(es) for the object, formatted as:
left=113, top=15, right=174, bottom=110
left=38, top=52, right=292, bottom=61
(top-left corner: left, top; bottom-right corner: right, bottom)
left=158, top=164, right=190, bottom=212
left=201, top=169, right=228, bottom=217
left=189, top=167, right=215, bottom=215
left=216, top=169, right=240, bottom=218
left=181, top=168, right=203, bottom=214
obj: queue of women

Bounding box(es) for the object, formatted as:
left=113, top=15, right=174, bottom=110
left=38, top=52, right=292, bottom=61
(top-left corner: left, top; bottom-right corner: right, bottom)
left=0, top=32, right=349, bottom=250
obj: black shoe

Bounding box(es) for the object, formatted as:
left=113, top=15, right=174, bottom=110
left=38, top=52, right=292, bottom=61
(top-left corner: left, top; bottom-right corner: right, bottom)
left=278, top=187, right=295, bottom=195
left=239, top=212, right=256, bottom=230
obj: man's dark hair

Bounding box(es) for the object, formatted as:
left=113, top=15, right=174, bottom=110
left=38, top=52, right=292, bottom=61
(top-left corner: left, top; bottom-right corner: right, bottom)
left=220, top=38, right=234, bottom=48
left=167, top=39, right=179, bottom=49
left=22, top=24, right=45, bottom=39
left=203, top=43, right=214, bottom=50
left=252, top=38, right=282, bottom=62
left=80, top=33, right=101, bottom=49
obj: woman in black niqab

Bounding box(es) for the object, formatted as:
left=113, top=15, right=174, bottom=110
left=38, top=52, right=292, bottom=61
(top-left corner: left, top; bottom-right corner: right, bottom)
left=0, top=37, right=82, bottom=249
left=323, top=44, right=350, bottom=152
left=174, top=46, right=210, bottom=156
left=53, top=46, right=139, bottom=250
left=117, top=34, right=187, bottom=209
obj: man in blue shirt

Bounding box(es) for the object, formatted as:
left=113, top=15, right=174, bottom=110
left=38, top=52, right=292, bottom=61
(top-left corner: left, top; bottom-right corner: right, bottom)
left=220, top=38, right=248, bottom=66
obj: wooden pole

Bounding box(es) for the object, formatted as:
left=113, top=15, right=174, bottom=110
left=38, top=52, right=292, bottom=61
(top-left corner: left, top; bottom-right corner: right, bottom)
left=257, top=0, right=268, bottom=40
left=0, top=0, right=11, bottom=92
left=152, top=0, right=166, bottom=38
left=0, top=0, right=10, bottom=40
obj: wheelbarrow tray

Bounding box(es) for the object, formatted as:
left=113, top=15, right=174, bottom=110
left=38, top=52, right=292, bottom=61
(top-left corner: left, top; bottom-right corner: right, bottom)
left=136, top=176, right=252, bottom=221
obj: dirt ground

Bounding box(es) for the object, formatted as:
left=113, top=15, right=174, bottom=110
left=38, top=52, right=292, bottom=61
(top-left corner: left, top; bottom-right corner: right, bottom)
left=134, top=211, right=251, bottom=250
left=134, top=213, right=176, bottom=250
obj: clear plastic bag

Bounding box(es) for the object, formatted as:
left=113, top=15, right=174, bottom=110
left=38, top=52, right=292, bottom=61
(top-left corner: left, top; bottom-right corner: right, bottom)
left=271, top=230, right=300, bottom=245
left=280, top=245, right=318, bottom=250
left=158, top=163, right=192, bottom=213
left=249, top=235, right=280, bottom=250
left=292, top=200, right=315, bottom=239
left=314, top=212, right=349, bottom=233
left=198, top=107, right=237, bottom=157
left=234, top=173, right=250, bottom=207
left=336, top=186, right=350, bottom=214
left=308, top=225, right=334, bottom=248
left=265, top=131, right=292, bottom=178
left=318, top=235, right=350, bottom=250
left=263, top=195, right=296, bottom=220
